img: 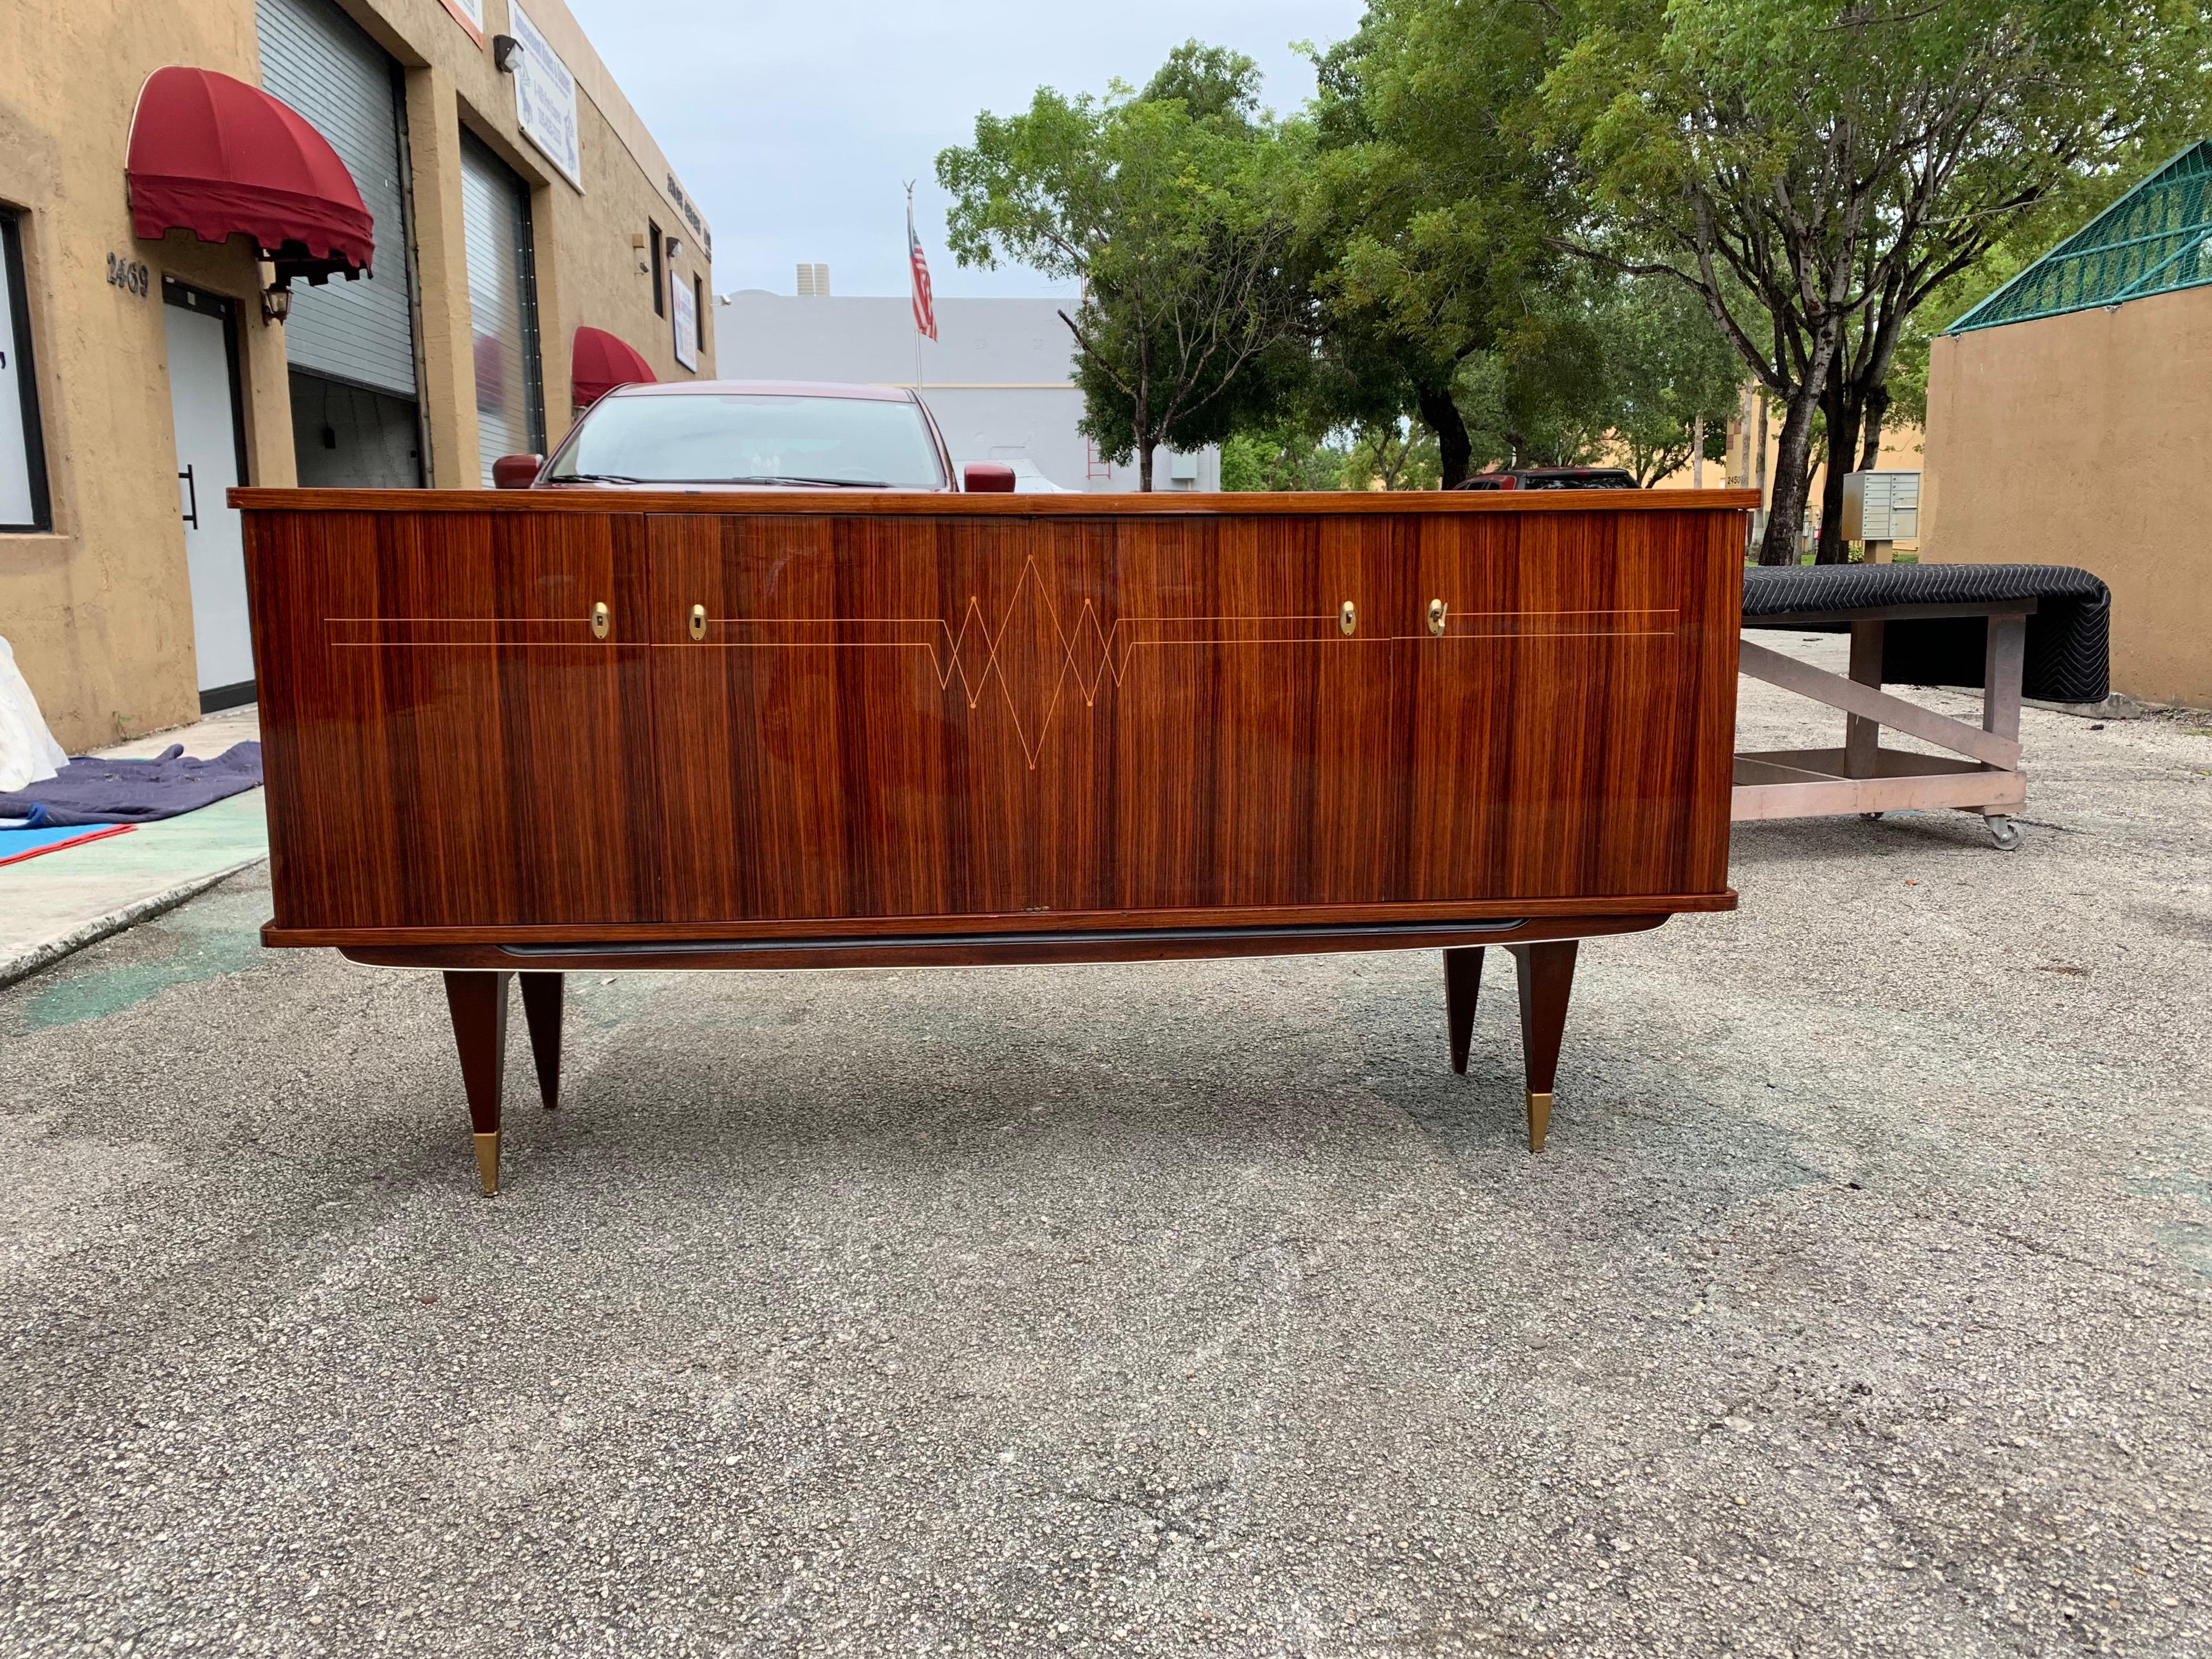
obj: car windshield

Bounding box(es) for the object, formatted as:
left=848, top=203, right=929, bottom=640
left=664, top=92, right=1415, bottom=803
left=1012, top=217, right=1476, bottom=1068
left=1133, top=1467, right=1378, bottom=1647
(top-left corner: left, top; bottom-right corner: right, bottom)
left=547, top=392, right=944, bottom=487
left=1524, top=472, right=1635, bottom=489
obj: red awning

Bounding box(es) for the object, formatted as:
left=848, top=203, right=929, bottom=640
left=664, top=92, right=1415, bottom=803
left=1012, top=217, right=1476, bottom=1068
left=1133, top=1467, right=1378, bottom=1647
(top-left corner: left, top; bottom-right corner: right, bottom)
left=126, top=66, right=374, bottom=287
left=572, top=327, right=657, bottom=406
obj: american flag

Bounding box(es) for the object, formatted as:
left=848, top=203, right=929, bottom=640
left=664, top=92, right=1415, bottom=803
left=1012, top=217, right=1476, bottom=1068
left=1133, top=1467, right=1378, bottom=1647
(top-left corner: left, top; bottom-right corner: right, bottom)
left=906, top=191, right=938, bottom=342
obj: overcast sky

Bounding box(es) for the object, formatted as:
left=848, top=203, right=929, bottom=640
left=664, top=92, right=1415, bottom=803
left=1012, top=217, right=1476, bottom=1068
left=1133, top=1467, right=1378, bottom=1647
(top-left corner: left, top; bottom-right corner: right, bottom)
left=564, top=0, right=1369, bottom=301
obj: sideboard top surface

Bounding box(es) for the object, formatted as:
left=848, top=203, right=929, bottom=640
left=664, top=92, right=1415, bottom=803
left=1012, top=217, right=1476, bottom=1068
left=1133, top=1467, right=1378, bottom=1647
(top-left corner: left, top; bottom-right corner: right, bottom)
left=233, top=487, right=1762, bottom=519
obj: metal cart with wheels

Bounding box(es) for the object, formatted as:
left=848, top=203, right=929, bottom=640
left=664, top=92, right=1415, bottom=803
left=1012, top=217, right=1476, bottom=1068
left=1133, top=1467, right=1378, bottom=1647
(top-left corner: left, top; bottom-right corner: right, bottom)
left=1731, top=563, right=2110, bottom=849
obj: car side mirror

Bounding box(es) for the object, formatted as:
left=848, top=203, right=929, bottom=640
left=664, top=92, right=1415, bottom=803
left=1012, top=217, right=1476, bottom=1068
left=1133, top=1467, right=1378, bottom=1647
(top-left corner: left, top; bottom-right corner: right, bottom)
left=491, top=454, right=544, bottom=490
left=963, top=463, right=1017, bottom=493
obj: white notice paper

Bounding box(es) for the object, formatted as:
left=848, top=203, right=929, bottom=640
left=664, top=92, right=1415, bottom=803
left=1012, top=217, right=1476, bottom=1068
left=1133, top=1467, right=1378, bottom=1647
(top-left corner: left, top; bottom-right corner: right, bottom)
left=507, top=2, right=581, bottom=190
left=671, top=278, right=698, bottom=372
left=0, top=229, right=36, bottom=527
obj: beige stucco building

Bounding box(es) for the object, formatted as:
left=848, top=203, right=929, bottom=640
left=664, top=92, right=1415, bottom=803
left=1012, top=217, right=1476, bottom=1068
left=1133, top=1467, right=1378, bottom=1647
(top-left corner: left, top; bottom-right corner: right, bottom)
left=1924, top=288, right=2210, bottom=709
left=1921, top=141, right=2211, bottom=710
left=0, top=0, right=714, bottom=750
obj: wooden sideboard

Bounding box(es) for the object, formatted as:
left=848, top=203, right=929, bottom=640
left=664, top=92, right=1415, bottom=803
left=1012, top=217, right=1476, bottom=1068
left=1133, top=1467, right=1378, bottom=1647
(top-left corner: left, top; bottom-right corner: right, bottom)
left=237, top=487, right=1752, bottom=1191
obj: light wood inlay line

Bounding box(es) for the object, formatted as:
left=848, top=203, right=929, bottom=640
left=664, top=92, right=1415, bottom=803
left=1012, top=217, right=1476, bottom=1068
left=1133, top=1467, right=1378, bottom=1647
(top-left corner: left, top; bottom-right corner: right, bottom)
left=324, top=559, right=1687, bottom=768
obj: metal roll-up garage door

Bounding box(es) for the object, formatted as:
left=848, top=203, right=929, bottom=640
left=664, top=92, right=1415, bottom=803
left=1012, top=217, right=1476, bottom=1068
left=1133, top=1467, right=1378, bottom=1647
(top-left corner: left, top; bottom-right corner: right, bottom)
left=256, top=0, right=417, bottom=400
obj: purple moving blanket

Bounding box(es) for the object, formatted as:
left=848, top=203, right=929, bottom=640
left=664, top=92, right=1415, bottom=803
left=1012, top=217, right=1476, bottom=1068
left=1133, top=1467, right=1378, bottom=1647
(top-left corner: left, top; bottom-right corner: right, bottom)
left=0, top=742, right=263, bottom=825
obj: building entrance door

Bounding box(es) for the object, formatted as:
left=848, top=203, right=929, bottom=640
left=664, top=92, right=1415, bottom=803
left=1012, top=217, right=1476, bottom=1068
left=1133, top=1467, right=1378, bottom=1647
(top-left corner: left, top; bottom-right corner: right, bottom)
left=162, top=282, right=255, bottom=710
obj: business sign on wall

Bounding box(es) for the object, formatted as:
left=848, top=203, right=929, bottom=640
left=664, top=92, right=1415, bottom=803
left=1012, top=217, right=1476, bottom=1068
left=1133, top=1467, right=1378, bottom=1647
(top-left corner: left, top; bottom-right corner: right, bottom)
left=507, top=2, right=581, bottom=189
left=670, top=279, right=698, bottom=372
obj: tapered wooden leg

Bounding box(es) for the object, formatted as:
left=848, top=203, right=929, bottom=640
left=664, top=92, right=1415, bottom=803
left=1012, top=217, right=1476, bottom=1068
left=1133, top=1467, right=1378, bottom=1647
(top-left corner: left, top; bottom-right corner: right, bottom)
left=518, top=972, right=564, bottom=1111
left=1509, top=942, right=1578, bottom=1153
left=442, top=971, right=512, bottom=1196
left=1444, top=947, right=1484, bottom=1074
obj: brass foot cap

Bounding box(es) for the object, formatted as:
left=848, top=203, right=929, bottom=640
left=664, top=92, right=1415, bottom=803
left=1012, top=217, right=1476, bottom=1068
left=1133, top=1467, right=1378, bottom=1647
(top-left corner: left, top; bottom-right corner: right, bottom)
left=1526, top=1091, right=1552, bottom=1154
left=473, top=1130, right=502, bottom=1196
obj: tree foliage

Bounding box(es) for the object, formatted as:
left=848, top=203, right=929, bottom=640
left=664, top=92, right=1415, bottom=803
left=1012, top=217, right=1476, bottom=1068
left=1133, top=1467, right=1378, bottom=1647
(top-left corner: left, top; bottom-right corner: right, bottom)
left=1534, top=0, right=2212, bottom=558
left=1344, top=419, right=1440, bottom=489
left=936, top=44, right=1308, bottom=489
left=1421, top=271, right=1740, bottom=482
left=940, top=2, right=2209, bottom=516
left=1590, top=277, right=1744, bottom=485
left=1218, top=416, right=1441, bottom=491
left=1299, top=2, right=1573, bottom=484
left=1219, top=423, right=1352, bottom=491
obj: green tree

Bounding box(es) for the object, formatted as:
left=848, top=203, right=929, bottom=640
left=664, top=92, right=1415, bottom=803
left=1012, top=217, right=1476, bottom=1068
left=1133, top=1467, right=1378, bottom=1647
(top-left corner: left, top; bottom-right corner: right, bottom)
left=1597, top=277, right=1745, bottom=486
left=1343, top=417, right=1439, bottom=489
left=937, top=44, right=1308, bottom=490
left=1301, top=0, right=1573, bottom=484
left=1218, top=416, right=1438, bottom=491
left=1453, top=293, right=1609, bottom=472
left=1535, top=0, right=2211, bottom=560
left=1219, top=423, right=1352, bottom=490
left=1424, top=270, right=1736, bottom=482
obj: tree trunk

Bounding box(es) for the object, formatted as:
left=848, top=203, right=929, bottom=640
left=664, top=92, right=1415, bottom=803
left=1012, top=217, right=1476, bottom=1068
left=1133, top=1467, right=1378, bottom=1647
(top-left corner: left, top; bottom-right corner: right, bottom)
left=1814, top=364, right=1858, bottom=565
left=1813, top=372, right=1893, bottom=563
left=1416, top=383, right=1472, bottom=488
left=1134, top=338, right=1153, bottom=493
left=1758, top=381, right=1825, bottom=565
left=1857, top=383, right=1890, bottom=471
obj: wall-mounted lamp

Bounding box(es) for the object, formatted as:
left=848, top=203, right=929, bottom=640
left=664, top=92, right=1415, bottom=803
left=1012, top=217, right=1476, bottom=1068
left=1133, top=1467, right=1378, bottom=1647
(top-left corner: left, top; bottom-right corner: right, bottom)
left=260, top=280, right=292, bottom=326
left=666, top=236, right=682, bottom=263
left=492, top=33, right=521, bottom=73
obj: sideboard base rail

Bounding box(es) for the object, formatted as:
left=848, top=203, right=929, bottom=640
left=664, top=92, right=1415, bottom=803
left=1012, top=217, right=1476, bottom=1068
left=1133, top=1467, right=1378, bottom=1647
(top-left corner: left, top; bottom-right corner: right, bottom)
left=267, top=890, right=1735, bottom=952
left=335, top=910, right=1669, bottom=974
left=344, top=911, right=1667, bottom=1194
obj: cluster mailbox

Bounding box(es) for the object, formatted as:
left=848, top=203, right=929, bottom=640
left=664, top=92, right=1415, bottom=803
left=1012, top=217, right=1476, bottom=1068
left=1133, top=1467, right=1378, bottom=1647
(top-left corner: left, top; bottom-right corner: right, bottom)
left=1841, top=470, right=1921, bottom=558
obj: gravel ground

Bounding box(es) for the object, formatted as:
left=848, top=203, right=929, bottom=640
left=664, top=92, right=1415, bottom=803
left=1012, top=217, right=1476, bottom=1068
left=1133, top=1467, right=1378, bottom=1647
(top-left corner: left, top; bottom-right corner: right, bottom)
left=2, top=642, right=2208, bottom=1658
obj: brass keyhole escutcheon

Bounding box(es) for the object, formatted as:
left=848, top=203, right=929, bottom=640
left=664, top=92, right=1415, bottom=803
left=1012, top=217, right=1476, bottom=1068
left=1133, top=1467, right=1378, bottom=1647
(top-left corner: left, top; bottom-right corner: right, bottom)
left=590, top=601, right=610, bottom=640
left=1339, top=600, right=1357, bottom=636
left=688, top=603, right=707, bottom=642
left=1427, top=598, right=1447, bottom=637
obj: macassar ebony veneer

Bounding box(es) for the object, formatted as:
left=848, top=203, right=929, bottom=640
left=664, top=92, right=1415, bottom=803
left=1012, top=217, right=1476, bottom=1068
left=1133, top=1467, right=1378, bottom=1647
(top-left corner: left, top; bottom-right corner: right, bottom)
left=236, top=486, right=1753, bottom=1191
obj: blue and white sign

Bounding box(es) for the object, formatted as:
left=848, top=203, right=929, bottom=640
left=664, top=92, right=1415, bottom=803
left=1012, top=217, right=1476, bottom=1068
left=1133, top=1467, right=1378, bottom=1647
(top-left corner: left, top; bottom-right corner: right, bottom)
left=507, top=2, right=581, bottom=190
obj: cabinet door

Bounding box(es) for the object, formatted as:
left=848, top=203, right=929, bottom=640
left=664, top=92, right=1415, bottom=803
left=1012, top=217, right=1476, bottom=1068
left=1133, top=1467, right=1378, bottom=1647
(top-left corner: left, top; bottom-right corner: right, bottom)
left=251, top=508, right=660, bottom=931
left=646, top=510, right=1421, bottom=926
left=1402, top=506, right=1739, bottom=901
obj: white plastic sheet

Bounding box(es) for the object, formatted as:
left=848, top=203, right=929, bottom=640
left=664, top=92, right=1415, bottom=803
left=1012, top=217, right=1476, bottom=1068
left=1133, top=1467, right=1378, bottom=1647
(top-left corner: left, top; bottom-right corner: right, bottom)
left=0, top=635, right=67, bottom=794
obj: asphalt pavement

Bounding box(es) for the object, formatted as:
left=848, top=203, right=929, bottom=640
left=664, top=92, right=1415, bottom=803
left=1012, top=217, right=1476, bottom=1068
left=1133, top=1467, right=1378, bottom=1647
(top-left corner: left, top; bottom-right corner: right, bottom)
left=2, top=644, right=2207, bottom=1657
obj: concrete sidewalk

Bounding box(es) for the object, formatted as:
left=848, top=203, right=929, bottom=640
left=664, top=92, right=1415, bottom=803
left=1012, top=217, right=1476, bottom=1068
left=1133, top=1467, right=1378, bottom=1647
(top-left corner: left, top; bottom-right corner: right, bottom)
left=0, top=707, right=265, bottom=987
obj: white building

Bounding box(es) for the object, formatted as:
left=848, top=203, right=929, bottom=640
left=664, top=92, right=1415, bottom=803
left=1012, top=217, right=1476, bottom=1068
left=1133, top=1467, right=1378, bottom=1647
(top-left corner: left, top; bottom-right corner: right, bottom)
left=717, top=284, right=1219, bottom=493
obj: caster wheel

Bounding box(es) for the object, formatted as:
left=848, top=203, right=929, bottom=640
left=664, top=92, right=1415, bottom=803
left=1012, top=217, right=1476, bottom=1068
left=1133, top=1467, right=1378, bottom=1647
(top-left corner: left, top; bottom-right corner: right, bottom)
left=1985, top=816, right=2024, bottom=851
